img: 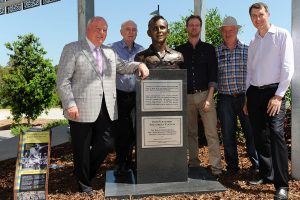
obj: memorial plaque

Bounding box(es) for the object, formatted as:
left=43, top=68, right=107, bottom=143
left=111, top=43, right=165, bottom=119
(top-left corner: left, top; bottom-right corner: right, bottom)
left=23, top=0, right=40, bottom=10
left=6, top=0, right=22, bottom=14
left=141, top=80, right=182, bottom=112
left=142, top=116, right=183, bottom=148
left=14, top=131, right=51, bottom=200
left=42, top=0, right=60, bottom=5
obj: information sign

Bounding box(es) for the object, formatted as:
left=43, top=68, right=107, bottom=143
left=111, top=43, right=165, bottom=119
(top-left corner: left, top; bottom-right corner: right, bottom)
left=14, top=131, right=51, bottom=200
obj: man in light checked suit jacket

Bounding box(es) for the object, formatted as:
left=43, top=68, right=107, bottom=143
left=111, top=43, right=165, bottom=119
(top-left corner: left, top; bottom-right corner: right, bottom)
left=56, top=16, right=149, bottom=195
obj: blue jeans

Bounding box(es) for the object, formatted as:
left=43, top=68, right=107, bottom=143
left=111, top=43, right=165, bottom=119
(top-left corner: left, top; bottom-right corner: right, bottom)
left=217, top=93, right=259, bottom=172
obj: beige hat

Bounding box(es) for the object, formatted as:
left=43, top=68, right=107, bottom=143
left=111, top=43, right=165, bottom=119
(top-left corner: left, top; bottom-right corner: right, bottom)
left=220, top=16, right=241, bottom=29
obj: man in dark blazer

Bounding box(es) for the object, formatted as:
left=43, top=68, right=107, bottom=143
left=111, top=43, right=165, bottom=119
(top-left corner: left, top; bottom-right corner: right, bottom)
left=56, top=16, right=149, bottom=195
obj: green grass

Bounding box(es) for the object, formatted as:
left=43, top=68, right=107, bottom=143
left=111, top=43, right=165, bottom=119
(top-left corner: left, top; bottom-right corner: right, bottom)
left=42, top=119, right=69, bottom=130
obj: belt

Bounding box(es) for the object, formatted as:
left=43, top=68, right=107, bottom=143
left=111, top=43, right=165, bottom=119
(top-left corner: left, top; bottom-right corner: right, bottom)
left=251, top=83, right=279, bottom=90
left=117, top=89, right=135, bottom=95
left=188, top=89, right=208, bottom=94
left=221, top=93, right=244, bottom=97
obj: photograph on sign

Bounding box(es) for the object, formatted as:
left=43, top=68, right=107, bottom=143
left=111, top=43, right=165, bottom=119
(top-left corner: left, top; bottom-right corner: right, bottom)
left=141, top=80, right=183, bottom=112
left=21, top=143, right=48, bottom=170
left=18, top=191, right=45, bottom=200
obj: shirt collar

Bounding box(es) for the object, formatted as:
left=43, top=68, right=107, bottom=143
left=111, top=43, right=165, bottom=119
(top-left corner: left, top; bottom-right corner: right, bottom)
left=86, top=37, right=97, bottom=51
left=187, top=39, right=203, bottom=49
left=221, top=39, right=243, bottom=50
left=255, top=24, right=276, bottom=39
left=149, top=44, right=173, bottom=54
left=121, top=39, right=136, bottom=49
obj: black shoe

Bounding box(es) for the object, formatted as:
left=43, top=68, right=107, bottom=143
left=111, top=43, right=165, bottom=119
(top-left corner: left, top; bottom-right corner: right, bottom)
left=85, top=190, right=95, bottom=197
left=212, top=172, right=222, bottom=179
left=249, top=165, right=259, bottom=173
left=249, top=178, right=272, bottom=185
left=225, top=168, right=239, bottom=176
left=114, top=163, right=130, bottom=176
left=78, top=180, right=93, bottom=195
left=274, top=187, right=288, bottom=200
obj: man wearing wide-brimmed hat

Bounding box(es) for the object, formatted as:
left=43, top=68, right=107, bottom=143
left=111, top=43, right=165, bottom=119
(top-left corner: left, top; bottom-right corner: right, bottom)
left=216, top=16, right=259, bottom=175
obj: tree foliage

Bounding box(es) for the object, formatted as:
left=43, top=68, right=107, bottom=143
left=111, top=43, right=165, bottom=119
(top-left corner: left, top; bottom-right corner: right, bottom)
left=205, top=8, right=223, bottom=47
left=0, top=34, right=56, bottom=124
left=167, top=8, right=224, bottom=48
left=167, top=8, right=223, bottom=48
left=167, top=15, right=188, bottom=48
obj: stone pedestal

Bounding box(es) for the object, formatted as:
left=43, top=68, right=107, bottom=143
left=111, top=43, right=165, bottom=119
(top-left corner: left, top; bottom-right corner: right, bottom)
left=135, top=69, right=187, bottom=184
left=104, top=69, right=226, bottom=198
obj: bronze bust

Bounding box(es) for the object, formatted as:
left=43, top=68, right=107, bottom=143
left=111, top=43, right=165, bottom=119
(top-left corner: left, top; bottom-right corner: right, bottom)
left=134, top=15, right=183, bottom=69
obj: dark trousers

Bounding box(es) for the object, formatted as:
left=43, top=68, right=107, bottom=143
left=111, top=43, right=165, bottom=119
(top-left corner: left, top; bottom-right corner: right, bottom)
left=217, top=93, right=259, bottom=172
left=69, top=98, right=113, bottom=188
left=247, top=85, right=289, bottom=189
left=115, top=89, right=136, bottom=165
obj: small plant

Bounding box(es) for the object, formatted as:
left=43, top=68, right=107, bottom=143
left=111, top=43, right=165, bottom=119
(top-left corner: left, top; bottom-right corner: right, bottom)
left=10, top=124, right=32, bottom=136
left=42, top=119, right=69, bottom=130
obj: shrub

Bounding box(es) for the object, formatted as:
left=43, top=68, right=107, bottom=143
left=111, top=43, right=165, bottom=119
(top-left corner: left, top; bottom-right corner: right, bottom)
left=10, top=124, right=32, bottom=136
left=42, top=119, right=69, bottom=130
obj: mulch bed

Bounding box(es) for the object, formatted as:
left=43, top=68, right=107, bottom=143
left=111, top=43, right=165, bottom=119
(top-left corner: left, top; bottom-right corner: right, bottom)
left=0, top=118, right=299, bottom=199
left=1, top=142, right=300, bottom=200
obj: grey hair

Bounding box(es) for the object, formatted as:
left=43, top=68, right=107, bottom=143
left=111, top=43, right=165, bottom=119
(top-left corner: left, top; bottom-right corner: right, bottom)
left=121, top=20, right=137, bottom=30
left=87, top=16, right=107, bottom=27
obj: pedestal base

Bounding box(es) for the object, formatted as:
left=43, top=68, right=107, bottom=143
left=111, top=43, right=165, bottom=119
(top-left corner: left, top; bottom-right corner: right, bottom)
left=104, top=167, right=226, bottom=198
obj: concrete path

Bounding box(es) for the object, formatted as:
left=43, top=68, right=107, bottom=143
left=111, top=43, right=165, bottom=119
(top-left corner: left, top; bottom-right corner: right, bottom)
left=0, top=108, right=69, bottom=162
left=0, top=108, right=65, bottom=139
left=0, top=108, right=64, bottom=120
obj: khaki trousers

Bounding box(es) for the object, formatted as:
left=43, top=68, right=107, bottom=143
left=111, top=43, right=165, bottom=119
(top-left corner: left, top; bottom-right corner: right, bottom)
left=187, top=91, right=222, bottom=172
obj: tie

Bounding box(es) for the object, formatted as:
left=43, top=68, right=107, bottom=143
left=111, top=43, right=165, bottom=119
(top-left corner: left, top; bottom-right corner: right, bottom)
left=94, top=47, right=103, bottom=76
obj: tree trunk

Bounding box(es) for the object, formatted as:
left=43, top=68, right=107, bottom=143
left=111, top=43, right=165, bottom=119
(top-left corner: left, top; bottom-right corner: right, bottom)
left=27, top=117, right=31, bottom=125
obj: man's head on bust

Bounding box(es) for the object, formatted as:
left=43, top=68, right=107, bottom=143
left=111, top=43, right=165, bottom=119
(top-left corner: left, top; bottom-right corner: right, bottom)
left=134, top=15, right=183, bottom=69
left=147, top=15, right=169, bottom=46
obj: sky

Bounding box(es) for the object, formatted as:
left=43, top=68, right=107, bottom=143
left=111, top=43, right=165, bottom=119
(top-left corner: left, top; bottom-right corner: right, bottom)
left=0, top=0, right=292, bottom=67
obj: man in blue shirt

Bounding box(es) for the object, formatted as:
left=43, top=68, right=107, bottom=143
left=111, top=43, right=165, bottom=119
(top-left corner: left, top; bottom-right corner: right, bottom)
left=111, top=20, right=144, bottom=176
left=216, top=16, right=258, bottom=175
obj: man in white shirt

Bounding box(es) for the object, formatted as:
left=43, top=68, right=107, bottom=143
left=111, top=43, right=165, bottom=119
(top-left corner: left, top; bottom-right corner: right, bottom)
left=243, top=3, right=294, bottom=200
